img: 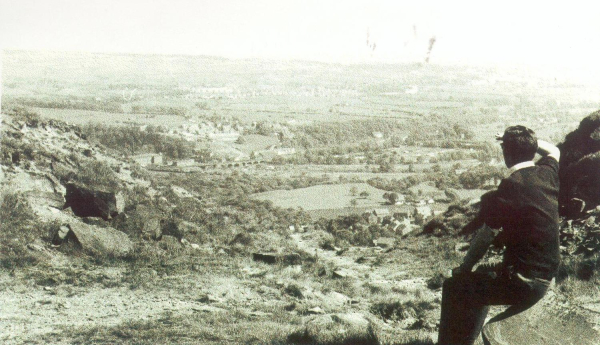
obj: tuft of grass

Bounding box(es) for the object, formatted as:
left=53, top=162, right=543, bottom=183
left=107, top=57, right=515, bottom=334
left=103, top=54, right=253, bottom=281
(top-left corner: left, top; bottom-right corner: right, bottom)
left=63, top=160, right=121, bottom=192
left=556, top=254, right=600, bottom=298
left=426, top=273, right=445, bottom=290
left=284, top=283, right=304, bottom=299
left=6, top=106, right=42, bottom=127
left=287, top=324, right=379, bottom=345
left=370, top=300, right=436, bottom=322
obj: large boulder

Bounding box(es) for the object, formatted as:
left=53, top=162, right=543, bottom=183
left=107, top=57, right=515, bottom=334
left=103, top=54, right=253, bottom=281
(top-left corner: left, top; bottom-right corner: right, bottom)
left=560, top=152, right=600, bottom=218
left=288, top=313, right=378, bottom=345
left=477, top=292, right=599, bottom=345
left=7, top=172, right=65, bottom=209
left=63, top=183, right=124, bottom=220
left=558, top=110, right=600, bottom=172
left=558, top=111, right=600, bottom=217
left=53, top=220, right=133, bottom=258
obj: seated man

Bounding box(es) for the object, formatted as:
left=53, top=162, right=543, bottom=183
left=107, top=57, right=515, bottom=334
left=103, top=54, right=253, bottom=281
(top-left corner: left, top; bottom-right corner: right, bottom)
left=437, top=126, right=561, bottom=345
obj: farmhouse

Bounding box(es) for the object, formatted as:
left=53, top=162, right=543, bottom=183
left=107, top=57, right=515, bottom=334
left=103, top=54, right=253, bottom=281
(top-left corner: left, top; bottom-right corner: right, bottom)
left=415, top=206, right=433, bottom=218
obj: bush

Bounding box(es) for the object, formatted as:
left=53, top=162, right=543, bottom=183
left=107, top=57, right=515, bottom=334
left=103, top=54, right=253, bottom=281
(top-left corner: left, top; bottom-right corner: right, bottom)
left=57, top=160, right=121, bottom=192
left=370, top=299, right=436, bottom=322
left=6, top=106, right=41, bottom=127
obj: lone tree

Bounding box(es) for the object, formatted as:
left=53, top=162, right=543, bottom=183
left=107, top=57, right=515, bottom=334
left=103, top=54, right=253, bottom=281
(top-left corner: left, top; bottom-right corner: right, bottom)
left=359, top=191, right=370, bottom=199
left=383, top=192, right=399, bottom=205
left=350, top=186, right=358, bottom=197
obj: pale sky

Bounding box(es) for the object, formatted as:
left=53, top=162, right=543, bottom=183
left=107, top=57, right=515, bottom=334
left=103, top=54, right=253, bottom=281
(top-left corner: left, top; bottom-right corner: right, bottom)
left=1, top=0, right=600, bottom=71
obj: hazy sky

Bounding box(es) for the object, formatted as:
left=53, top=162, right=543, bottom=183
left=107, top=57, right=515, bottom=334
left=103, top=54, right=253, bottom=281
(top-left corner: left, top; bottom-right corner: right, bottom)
left=1, top=0, right=600, bottom=70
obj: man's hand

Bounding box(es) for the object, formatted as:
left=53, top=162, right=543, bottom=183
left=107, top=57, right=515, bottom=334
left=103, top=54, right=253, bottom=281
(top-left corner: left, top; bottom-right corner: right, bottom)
left=536, top=139, right=560, bottom=162
left=451, top=264, right=471, bottom=277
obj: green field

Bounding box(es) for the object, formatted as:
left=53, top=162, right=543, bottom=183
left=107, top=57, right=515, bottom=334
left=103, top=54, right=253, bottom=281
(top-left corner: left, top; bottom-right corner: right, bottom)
left=252, top=183, right=390, bottom=211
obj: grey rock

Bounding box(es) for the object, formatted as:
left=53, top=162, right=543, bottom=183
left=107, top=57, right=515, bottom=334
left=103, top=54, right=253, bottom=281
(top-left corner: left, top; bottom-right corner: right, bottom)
left=477, top=292, right=599, bottom=345
left=373, top=237, right=396, bottom=249
left=53, top=220, right=133, bottom=257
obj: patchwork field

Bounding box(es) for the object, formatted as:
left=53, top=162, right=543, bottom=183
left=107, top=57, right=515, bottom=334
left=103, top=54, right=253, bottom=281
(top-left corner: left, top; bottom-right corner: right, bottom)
left=252, top=183, right=390, bottom=211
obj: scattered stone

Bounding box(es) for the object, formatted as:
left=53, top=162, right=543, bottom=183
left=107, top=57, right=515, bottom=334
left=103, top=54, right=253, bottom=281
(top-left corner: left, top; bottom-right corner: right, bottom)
left=288, top=313, right=378, bottom=345
left=333, top=268, right=355, bottom=279
left=252, top=252, right=302, bottom=265
left=158, top=235, right=183, bottom=249
left=326, top=291, right=350, bottom=306
left=197, top=294, right=223, bottom=303
left=169, top=185, right=197, bottom=199
left=26, top=239, right=47, bottom=252
left=373, top=237, right=396, bottom=249
left=55, top=225, right=70, bottom=241
left=159, top=219, right=186, bottom=242
left=252, top=252, right=279, bottom=264
left=177, top=220, right=201, bottom=235
left=306, top=307, right=325, bottom=315
left=455, top=241, right=470, bottom=252
left=336, top=247, right=348, bottom=255
left=242, top=267, right=267, bottom=277
left=355, top=256, right=376, bottom=264
left=53, top=220, right=133, bottom=257
left=192, top=305, right=227, bottom=313
left=64, top=183, right=124, bottom=220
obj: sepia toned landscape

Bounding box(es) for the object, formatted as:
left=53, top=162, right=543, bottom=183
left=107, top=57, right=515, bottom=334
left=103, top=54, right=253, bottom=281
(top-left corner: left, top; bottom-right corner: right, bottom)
left=1, top=49, right=600, bottom=344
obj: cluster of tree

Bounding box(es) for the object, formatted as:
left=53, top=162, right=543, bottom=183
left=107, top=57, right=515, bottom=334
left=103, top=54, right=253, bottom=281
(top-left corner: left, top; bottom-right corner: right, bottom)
left=285, top=120, right=406, bottom=149
left=315, top=214, right=396, bottom=247
left=130, top=104, right=187, bottom=117
left=11, top=96, right=123, bottom=113
left=4, top=106, right=42, bottom=127
left=82, top=124, right=194, bottom=160
left=368, top=162, right=503, bottom=194
left=458, top=165, right=504, bottom=189
left=382, top=192, right=400, bottom=205
left=144, top=171, right=318, bottom=243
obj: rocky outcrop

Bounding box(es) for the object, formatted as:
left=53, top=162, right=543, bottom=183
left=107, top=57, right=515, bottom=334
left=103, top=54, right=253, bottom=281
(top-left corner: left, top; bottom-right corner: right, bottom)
left=477, top=292, right=599, bottom=345
left=10, top=171, right=66, bottom=209
left=63, top=183, right=124, bottom=220
left=558, top=111, right=600, bottom=218
left=560, top=152, right=600, bottom=218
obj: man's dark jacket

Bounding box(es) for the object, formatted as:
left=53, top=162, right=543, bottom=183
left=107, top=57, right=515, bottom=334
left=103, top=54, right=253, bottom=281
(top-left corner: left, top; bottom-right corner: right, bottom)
left=481, top=156, right=560, bottom=280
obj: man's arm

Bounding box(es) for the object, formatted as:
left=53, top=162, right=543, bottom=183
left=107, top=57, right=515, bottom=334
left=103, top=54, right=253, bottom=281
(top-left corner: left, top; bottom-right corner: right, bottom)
left=454, top=224, right=500, bottom=275
left=537, top=139, right=560, bottom=162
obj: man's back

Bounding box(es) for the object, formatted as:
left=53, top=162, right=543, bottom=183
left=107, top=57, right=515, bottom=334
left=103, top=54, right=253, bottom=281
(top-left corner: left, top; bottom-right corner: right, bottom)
left=486, top=156, right=560, bottom=280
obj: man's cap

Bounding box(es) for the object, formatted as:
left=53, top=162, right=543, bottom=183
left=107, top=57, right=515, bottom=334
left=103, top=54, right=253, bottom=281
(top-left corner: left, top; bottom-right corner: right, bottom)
left=496, top=125, right=536, bottom=142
